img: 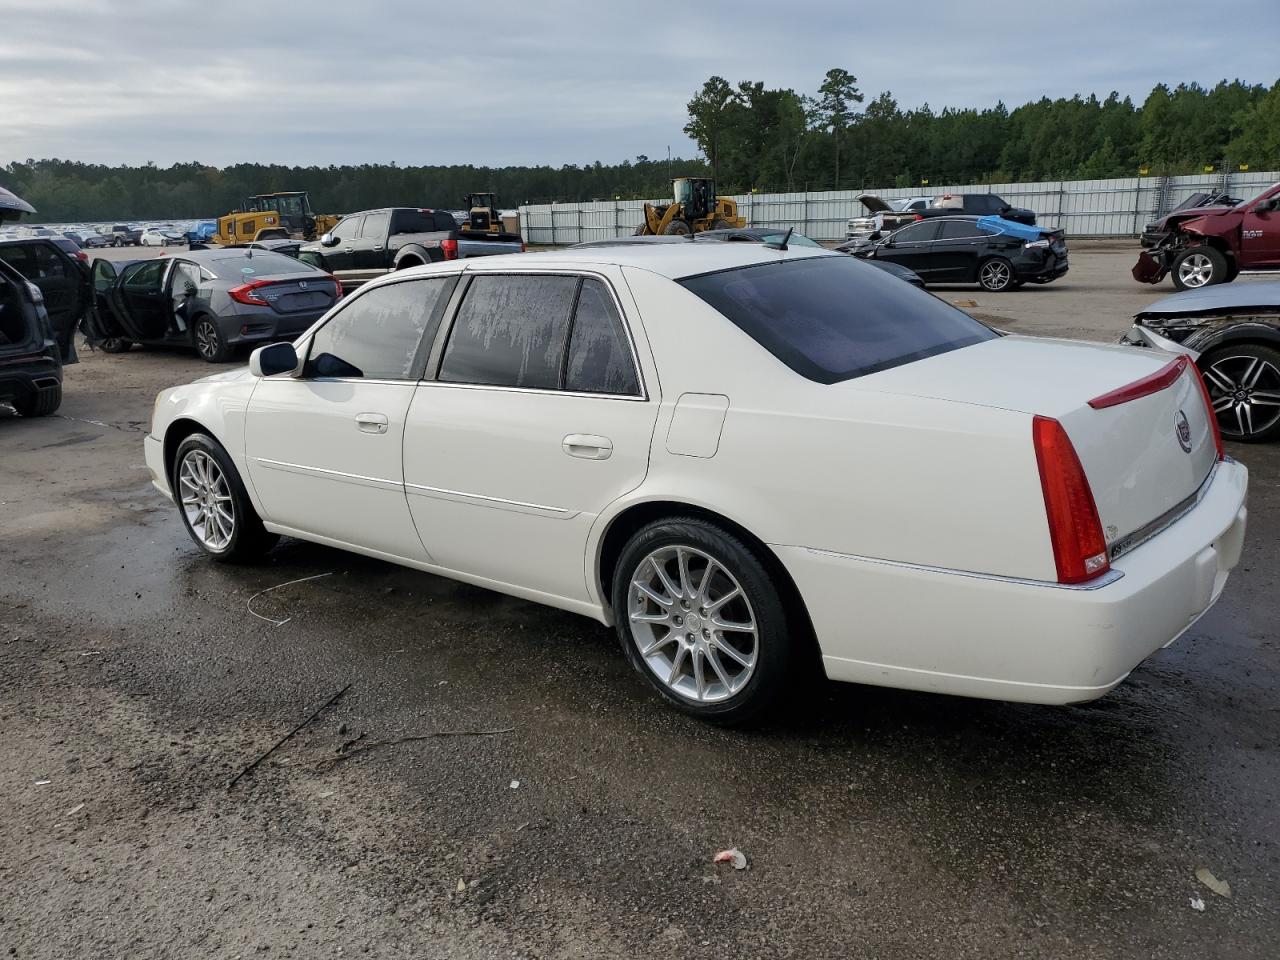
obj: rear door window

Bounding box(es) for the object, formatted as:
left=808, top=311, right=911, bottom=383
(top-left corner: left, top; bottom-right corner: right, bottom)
left=439, top=275, right=579, bottom=389
left=361, top=211, right=390, bottom=240
left=679, top=255, right=997, bottom=384
left=308, top=276, right=454, bottom=380
left=937, top=221, right=986, bottom=240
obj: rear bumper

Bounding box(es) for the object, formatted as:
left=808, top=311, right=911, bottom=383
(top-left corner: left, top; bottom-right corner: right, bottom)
left=224, top=312, right=326, bottom=346
left=0, top=352, right=62, bottom=402
left=778, top=458, right=1248, bottom=704
left=1014, top=252, right=1068, bottom=283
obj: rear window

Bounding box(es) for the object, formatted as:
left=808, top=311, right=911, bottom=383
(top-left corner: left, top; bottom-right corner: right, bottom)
left=210, top=252, right=314, bottom=276
left=679, top=255, right=997, bottom=384
left=391, top=209, right=451, bottom=235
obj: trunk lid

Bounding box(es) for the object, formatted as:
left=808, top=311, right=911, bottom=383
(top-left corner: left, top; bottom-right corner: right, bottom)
left=850, top=336, right=1218, bottom=558
left=252, top=273, right=340, bottom=314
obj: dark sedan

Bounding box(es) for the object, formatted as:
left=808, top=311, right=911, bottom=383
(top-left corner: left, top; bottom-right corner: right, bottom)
left=838, top=216, right=1068, bottom=292
left=86, top=248, right=342, bottom=363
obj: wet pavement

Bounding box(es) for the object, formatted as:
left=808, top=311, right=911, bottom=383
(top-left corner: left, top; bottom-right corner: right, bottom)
left=2, top=254, right=1278, bottom=958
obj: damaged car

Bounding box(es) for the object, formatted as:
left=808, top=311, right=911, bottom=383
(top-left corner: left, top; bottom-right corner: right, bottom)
left=1140, top=190, right=1241, bottom=248
left=845, top=195, right=932, bottom=241
left=1122, top=281, right=1280, bottom=442
left=86, top=248, right=342, bottom=362
left=1133, top=181, right=1280, bottom=290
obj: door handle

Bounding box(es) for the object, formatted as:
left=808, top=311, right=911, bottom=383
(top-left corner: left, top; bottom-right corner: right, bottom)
left=355, top=412, right=389, bottom=434
left=562, top=434, right=612, bottom=460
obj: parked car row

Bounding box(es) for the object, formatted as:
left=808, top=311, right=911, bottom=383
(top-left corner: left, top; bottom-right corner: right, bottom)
left=846, top=192, right=1036, bottom=240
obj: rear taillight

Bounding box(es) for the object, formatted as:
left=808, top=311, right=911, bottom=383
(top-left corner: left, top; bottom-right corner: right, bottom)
left=913, top=213, right=924, bottom=221
left=326, top=273, right=343, bottom=299
left=1024, top=238, right=1051, bottom=250
left=441, top=238, right=458, bottom=260
left=228, top=279, right=273, bottom=305
left=1191, top=363, right=1225, bottom=460
left=1032, top=415, right=1110, bottom=584
left=1088, top=355, right=1188, bottom=409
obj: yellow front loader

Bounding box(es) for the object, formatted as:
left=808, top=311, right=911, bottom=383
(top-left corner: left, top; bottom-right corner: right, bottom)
left=634, top=177, right=745, bottom=235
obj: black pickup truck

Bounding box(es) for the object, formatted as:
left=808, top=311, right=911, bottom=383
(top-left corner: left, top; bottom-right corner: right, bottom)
left=298, top=207, right=524, bottom=288
left=919, top=193, right=1037, bottom=225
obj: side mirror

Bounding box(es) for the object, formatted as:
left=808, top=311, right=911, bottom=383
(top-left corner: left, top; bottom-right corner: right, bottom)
left=882, top=238, right=895, bottom=248
left=249, top=342, right=300, bottom=378
left=320, top=233, right=338, bottom=247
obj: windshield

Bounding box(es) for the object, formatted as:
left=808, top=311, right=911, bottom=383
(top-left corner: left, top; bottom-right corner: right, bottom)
left=679, top=255, right=997, bottom=383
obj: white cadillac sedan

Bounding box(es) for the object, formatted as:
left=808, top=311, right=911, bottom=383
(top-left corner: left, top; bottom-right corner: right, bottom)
left=145, top=243, right=1248, bottom=723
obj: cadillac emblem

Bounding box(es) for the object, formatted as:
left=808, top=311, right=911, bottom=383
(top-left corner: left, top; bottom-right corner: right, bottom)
left=1175, top=410, right=1193, bottom=453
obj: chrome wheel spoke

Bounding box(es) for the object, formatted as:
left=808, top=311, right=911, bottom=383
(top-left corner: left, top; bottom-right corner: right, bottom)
left=706, top=586, right=741, bottom=614
left=712, top=635, right=752, bottom=668
left=633, top=580, right=672, bottom=609
left=676, top=548, right=695, bottom=599
left=1240, top=357, right=1262, bottom=388
left=640, top=630, right=678, bottom=656
left=1236, top=403, right=1252, bottom=436
left=706, top=646, right=733, bottom=690
left=650, top=557, right=681, bottom=602
left=1203, top=366, right=1235, bottom=392
left=1212, top=394, right=1234, bottom=413
left=1250, top=390, right=1280, bottom=406
left=667, top=644, right=688, bottom=686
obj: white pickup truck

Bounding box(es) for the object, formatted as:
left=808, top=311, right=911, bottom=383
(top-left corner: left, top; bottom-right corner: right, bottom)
left=845, top=195, right=933, bottom=240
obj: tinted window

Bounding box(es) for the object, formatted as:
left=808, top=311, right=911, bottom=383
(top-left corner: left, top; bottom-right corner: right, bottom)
left=966, top=196, right=1001, bottom=213
left=890, top=221, right=939, bottom=243
left=121, top=260, right=165, bottom=291
left=308, top=277, right=452, bottom=379
left=680, top=256, right=997, bottom=384
left=0, top=242, right=70, bottom=280
left=937, top=220, right=985, bottom=240
left=390, top=209, right=444, bottom=234
left=332, top=216, right=362, bottom=241
left=565, top=279, right=639, bottom=395
left=436, top=213, right=460, bottom=232
left=439, top=275, right=578, bottom=389
left=362, top=211, right=390, bottom=239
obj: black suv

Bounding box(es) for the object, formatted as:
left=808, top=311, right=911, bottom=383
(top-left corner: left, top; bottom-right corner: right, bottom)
left=919, top=193, right=1037, bottom=225
left=0, top=254, right=77, bottom=416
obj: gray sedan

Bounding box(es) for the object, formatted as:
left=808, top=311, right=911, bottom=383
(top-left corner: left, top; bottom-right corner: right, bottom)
left=86, top=248, right=342, bottom=362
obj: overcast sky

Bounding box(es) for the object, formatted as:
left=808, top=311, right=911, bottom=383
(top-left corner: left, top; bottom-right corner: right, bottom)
left=2, top=0, right=1276, bottom=169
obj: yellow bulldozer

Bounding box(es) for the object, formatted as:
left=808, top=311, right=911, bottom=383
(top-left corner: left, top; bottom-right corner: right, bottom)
left=212, top=191, right=340, bottom=246
left=634, top=177, right=745, bottom=236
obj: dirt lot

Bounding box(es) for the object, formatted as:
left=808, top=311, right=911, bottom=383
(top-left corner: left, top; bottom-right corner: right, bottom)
left=2, top=249, right=1278, bottom=959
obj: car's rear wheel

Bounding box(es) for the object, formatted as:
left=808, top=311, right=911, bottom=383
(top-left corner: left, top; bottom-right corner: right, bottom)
left=1172, top=245, right=1228, bottom=290
left=1200, top=344, right=1280, bottom=442
left=977, top=257, right=1015, bottom=292
left=173, top=433, right=278, bottom=561
left=193, top=315, right=232, bottom=363
left=612, top=517, right=794, bottom=724
left=13, top=383, right=62, bottom=417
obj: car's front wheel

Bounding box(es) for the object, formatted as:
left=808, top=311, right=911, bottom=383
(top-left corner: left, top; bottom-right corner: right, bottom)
left=1200, top=344, right=1280, bottom=442
left=1172, top=245, right=1228, bottom=290
left=193, top=315, right=232, bottom=363
left=977, top=257, right=1015, bottom=292
left=173, top=433, right=278, bottom=561
left=612, top=517, right=795, bottom=724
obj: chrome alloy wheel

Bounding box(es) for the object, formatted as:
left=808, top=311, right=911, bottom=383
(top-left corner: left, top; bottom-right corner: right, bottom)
left=979, top=259, right=1011, bottom=289
left=1202, top=355, right=1280, bottom=438
left=1176, top=251, right=1216, bottom=288
left=178, top=449, right=235, bottom=550
left=627, top=545, right=758, bottom=703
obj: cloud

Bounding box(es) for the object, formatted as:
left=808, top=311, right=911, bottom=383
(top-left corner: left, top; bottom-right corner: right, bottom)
left=0, top=0, right=1275, bottom=167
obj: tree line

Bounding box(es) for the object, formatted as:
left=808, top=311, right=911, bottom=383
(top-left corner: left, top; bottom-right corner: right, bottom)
left=3, top=74, right=1277, bottom=222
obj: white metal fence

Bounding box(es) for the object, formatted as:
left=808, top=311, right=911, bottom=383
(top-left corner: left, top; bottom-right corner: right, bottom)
left=519, top=171, right=1279, bottom=245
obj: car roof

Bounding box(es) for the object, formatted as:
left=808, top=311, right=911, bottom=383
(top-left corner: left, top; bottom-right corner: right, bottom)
left=458, top=240, right=838, bottom=280
left=1137, top=280, right=1280, bottom=318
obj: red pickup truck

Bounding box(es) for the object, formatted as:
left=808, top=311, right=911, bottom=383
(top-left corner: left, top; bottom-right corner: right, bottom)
left=1134, top=181, right=1280, bottom=290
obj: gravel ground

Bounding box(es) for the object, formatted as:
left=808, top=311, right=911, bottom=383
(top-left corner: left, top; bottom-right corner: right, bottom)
left=1, top=249, right=1277, bottom=958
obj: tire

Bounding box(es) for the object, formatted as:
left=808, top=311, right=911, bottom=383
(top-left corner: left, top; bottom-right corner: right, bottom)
left=1199, top=344, right=1280, bottom=443
left=99, top=337, right=132, bottom=354
left=710, top=218, right=733, bottom=230
left=611, top=517, right=795, bottom=724
left=192, top=315, right=232, bottom=363
left=14, top=382, right=62, bottom=417
left=977, top=257, right=1015, bottom=292
left=1171, top=245, right=1228, bottom=290
left=633, top=223, right=649, bottom=236
left=172, top=433, right=279, bottom=562
left=662, top=220, right=692, bottom=236
left=1224, top=259, right=1241, bottom=283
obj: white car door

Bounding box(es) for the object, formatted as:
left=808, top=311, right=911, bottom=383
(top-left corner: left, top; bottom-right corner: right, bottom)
left=244, top=275, right=457, bottom=560
left=403, top=270, right=658, bottom=603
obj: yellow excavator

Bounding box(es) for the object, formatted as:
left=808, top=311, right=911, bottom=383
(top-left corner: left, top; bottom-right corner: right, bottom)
left=635, top=177, right=745, bottom=235
left=212, top=192, right=340, bottom=246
